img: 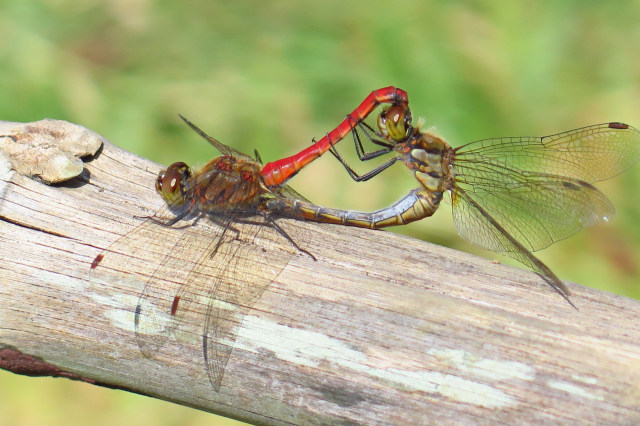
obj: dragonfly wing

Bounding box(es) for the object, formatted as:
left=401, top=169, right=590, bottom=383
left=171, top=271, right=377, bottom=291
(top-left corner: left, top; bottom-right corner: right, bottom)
left=455, top=123, right=640, bottom=183
left=453, top=163, right=615, bottom=253
left=202, top=298, right=237, bottom=392
left=451, top=188, right=573, bottom=304
left=276, top=184, right=311, bottom=203
left=193, top=214, right=296, bottom=391
left=89, top=205, right=195, bottom=357
left=132, top=211, right=229, bottom=358
left=179, top=114, right=254, bottom=161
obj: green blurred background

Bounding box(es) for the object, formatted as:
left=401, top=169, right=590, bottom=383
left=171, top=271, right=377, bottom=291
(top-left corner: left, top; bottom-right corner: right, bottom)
left=1, top=0, right=639, bottom=424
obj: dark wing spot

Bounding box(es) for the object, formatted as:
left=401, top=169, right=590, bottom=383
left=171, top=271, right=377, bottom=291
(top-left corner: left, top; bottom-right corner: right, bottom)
left=171, top=296, right=181, bottom=316
left=134, top=304, right=142, bottom=329
left=564, top=180, right=597, bottom=191
left=202, top=335, right=209, bottom=362
left=562, top=181, right=580, bottom=190
left=608, top=122, right=629, bottom=129
left=91, top=254, right=104, bottom=269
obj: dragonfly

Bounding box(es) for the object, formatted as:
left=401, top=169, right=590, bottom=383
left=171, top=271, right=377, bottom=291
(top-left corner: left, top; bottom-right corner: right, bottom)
left=89, top=87, right=408, bottom=392
left=267, top=95, right=640, bottom=307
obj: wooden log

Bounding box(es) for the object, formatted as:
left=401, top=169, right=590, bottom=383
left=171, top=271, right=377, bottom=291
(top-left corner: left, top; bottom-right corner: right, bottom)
left=1, top=119, right=639, bottom=424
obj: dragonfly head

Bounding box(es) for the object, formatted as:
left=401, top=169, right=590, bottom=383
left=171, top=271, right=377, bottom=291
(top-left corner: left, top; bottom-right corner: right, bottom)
left=156, top=162, right=193, bottom=206
left=378, top=104, right=412, bottom=142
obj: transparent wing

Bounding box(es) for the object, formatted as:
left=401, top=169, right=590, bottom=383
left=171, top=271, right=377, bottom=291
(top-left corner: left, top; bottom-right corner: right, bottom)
left=90, top=205, right=224, bottom=358
left=452, top=170, right=615, bottom=253
left=91, top=206, right=295, bottom=392
left=132, top=212, right=227, bottom=358
left=275, top=183, right=312, bottom=203
left=199, top=215, right=295, bottom=391
left=455, top=123, right=640, bottom=183
left=448, top=122, right=640, bottom=252
left=451, top=188, right=573, bottom=303
left=179, top=114, right=254, bottom=160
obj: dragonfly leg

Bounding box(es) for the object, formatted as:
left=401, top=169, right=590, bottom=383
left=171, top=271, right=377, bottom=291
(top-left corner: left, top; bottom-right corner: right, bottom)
left=346, top=115, right=394, bottom=159
left=328, top=143, right=404, bottom=182
left=265, top=214, right=317, bottom=261
left=311, top=118, right=391, bottom=163
left=138, top=204, right=194, bottom=227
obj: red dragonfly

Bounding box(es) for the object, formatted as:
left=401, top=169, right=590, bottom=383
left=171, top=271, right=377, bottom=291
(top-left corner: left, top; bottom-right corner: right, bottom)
left=90, top=88, right=407, bottom=392
left=260, top=86, right=408, bottom=186
left=267, top=97, right=640, bottom=307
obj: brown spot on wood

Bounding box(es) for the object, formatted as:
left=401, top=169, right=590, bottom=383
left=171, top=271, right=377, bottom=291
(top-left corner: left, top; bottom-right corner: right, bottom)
left=0, top=348, right=140, bottom=393
left=0, top=347, right=89, bottom=380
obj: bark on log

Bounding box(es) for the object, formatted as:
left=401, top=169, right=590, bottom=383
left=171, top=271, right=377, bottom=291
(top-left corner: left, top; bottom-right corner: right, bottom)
left=0, top=120, right=639, bottom=424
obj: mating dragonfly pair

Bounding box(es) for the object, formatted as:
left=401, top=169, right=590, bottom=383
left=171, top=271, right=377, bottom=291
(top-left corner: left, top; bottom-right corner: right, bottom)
left=91, top=87, right=640, bottom=391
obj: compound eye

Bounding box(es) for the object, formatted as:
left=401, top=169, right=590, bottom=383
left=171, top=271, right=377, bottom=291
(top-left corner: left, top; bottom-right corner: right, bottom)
left=156, top=162, right=191, bottom=206
left=378, top=104, right=411, bottom=142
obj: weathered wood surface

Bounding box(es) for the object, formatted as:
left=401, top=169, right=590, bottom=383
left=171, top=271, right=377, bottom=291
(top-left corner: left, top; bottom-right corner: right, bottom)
left=0, top=120, right=639, bottom=424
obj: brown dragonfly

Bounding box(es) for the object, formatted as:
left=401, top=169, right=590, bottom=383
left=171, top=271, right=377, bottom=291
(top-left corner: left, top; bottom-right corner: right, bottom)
left=267, top=97, right=640, bottom=307
left=89, top=88, right=407, bottom=393
left=90, top=116, right=313, bottom=392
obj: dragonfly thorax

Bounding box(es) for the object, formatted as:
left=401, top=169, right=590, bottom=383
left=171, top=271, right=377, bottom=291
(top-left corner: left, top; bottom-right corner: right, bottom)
left=192, top=156, right=265, bottom=212
left=405, top=132, right=450, bottom=194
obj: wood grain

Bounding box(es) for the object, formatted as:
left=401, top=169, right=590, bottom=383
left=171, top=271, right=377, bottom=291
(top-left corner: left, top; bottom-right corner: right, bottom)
left=0, top=120, right=639, bottom=424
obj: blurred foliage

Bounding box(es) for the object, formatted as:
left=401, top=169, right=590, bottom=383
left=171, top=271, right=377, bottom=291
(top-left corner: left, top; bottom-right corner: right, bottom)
left=1, top=0, right=639, bottom=424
